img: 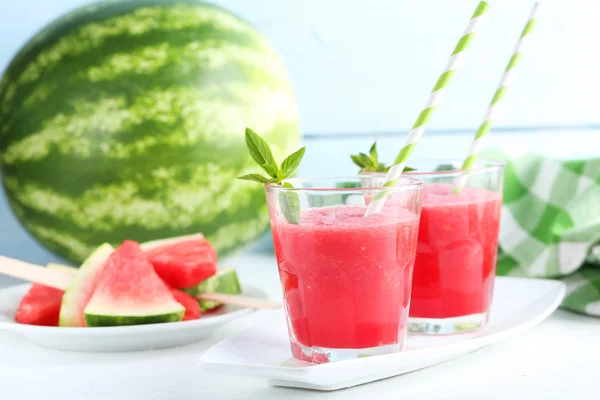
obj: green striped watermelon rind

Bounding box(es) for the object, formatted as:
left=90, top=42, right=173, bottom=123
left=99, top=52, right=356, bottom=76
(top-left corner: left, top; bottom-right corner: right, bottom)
left=0, top=0, right=300, bottom=264
left=84, top=308, right=185, bottom=327
left=84, top=289, right=186, bottom=327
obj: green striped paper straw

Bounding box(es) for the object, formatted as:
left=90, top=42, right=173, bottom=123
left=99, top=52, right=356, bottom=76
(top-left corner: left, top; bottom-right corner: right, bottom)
left=458, top=2, right=541, bottom=176
left=365, top=1, right=489, bottom=216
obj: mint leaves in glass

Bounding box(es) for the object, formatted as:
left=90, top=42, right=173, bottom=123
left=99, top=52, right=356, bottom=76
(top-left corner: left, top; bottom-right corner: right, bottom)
left=237, top=128, right=424, bottom=364
left=237, top=128, right=305, bottom=224
left=350, top=141, right=415, bottom=173
left=238, top=128, right=306, bottom=185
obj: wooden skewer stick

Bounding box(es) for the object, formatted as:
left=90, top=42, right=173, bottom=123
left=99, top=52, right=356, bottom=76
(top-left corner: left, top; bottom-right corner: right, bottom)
left=48, top=263, right=76, bottom=277
left=0, top=256, right=71, bottom=290
left=197, top=292, right=282, bottom=310
left=0, top=256, right=283, bottom=310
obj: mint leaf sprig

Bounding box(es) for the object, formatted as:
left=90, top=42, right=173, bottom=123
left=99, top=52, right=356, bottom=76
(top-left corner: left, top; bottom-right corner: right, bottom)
left=238, top=128, right=305, bottom=184
left=237, top=128, right=305, bottom=224
left=350, top=141, right=415, bottom=173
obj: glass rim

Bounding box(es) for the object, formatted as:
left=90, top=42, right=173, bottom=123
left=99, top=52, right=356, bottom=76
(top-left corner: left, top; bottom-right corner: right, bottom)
left=264, top=175, right=423, bottom=192
left=402, top=158, right=505, bottom=176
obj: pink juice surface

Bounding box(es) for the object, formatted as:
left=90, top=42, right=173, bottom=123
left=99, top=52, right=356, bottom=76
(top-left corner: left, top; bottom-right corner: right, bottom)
left=271, top=205, right=419, bottom=350
left=409, top=185, right=502, bottom=319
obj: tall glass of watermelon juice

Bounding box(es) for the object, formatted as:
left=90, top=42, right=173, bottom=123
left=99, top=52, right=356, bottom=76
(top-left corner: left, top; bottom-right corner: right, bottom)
left=404, top=160, right=504, bottom=334
left=266, top=176, right=422, bottom=364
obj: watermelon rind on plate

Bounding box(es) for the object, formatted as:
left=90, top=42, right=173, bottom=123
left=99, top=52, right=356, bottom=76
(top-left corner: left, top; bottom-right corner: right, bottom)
left=84, top=308, right=184, bottom=327
left=184, top=267, right=242, bottom=311
left=59, top=243, right=114, bottom=327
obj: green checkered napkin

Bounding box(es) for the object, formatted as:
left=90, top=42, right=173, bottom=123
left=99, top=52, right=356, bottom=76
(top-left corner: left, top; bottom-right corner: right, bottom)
left=488, top=151, right=600, bottom=317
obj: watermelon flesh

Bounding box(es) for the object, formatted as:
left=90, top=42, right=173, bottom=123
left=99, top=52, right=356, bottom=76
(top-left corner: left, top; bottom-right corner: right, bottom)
left=84, top=241, right=185, bottom=327
left=59, top=243, right=114, bottom=327
left=169, top=288, right=201, bottom=321
left=15, top=284, right=64, bottom=327
left=142, top=234, right=217, bottom=289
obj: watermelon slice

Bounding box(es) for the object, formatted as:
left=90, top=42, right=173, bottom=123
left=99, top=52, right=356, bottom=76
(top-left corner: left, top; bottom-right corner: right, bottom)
left=58, top=243, right=114, bottom=327
left=169, top=288, right=201, bottom=321
left=15, top=284, right=63, bottom=326
left=84, top=241, right=185, bottom=327
left=142, top=233, right=217, bottom=288
left=183, top=267, right=242, bottom=312
left=14, top=263, right=75, bottom=326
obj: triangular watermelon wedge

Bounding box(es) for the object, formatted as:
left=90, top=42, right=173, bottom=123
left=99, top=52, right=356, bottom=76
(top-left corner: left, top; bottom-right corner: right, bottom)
left=59, top=243, right=114, bottom=327
left=84, top=241, right=184, bottom=327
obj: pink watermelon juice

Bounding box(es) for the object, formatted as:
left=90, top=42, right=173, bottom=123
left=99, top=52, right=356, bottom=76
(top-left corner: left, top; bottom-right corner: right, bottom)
left=271, top=205, right=419, bottom=352
left=409, top=184, right=502, bottom=321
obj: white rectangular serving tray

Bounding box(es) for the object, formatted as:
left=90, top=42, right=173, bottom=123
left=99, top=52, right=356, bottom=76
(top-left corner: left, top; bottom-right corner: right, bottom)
left=198, top=277, right=566, bottom=391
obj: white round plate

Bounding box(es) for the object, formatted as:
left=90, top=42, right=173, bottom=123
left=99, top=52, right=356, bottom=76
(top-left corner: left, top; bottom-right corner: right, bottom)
left=0, top=283, right=266, bottom=352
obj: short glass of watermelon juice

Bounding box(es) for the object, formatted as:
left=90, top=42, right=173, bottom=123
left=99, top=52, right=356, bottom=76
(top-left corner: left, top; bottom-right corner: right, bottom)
left=265, top=176, right=423, bottom=364
left=403, top=159, right=504, bottom=335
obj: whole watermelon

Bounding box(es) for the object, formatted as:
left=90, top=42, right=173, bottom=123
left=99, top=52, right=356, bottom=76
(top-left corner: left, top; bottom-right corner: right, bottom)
left=0, top=0, right=300, bottom=263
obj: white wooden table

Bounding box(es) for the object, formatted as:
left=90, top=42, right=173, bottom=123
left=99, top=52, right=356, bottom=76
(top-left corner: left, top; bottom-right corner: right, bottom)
left=0, top=252, right=598, bottom=400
